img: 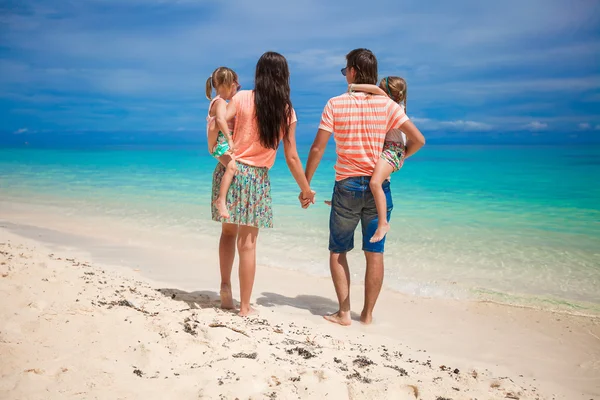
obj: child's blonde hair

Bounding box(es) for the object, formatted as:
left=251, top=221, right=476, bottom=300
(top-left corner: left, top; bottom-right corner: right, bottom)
left=205, top=67, right=238, bottom=100
left=379, top=76, right=407, bottom=113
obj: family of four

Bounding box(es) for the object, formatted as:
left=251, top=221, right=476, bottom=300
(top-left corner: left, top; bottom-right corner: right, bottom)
left=205, top=48, right=426, bottom=325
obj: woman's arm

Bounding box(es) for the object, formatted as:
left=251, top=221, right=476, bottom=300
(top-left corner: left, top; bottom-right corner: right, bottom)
left=350, top=83, right=387, bottom=97
left=283, top=122, right=315, bottom=204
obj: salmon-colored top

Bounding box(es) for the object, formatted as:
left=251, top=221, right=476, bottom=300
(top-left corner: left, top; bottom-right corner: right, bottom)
left=230, top=90, right=297, bottom=169
left=318, top=92, right=409, bottom=181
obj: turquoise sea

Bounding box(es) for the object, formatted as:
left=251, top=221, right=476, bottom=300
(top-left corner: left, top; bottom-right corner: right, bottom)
left=1, top=142, right=599, bottom=313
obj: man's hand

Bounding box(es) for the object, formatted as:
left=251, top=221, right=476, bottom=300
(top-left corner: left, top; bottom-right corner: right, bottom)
left=298, top=190, right=316, bottom=209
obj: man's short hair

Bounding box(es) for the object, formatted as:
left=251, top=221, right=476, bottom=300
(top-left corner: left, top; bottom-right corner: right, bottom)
left=346, top=48, right=378, bottom=85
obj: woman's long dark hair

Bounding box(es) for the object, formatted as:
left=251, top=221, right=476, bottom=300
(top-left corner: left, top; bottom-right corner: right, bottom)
left=254, top=52, right=293, bottom=150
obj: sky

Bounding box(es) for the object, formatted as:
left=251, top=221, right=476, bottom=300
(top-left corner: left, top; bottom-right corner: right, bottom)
left=1, top=0, right=599, bottom=145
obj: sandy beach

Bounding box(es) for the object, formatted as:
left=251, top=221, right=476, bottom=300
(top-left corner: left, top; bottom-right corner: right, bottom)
left=1, top=203, right=599, bottom=399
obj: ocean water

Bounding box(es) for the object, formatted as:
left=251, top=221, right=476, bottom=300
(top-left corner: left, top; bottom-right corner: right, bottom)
left=1, top=142, right=599, bottom=313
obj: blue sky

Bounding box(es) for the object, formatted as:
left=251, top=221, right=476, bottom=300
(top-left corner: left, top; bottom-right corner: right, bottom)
left=1, top=0, right=599, bottom=144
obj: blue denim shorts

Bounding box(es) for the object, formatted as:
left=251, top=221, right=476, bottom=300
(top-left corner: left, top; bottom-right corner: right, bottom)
left=329, top=176, right=393, bottom=254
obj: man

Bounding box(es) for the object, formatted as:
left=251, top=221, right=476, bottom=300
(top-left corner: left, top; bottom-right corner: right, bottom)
left=302, top=48, right=425, bottom=325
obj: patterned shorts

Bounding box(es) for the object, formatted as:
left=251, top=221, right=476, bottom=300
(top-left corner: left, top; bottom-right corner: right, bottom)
left=211, top=161, right=273, bottom=229
left=380, top=141, right=406, bottom=172
left=211, top=131, right=231, bottom=158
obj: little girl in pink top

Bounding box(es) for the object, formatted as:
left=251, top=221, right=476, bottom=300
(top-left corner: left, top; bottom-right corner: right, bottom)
left=205, top=67, right=241, bottom=219
left=350, top=76, right=410, bottom=243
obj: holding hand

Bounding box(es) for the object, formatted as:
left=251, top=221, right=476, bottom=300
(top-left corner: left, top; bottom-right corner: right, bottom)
left=298, top=190, right=316, bottom=209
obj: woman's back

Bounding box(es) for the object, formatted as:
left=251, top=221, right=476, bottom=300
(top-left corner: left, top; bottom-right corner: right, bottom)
left=230, top=90, right=296, bottom=169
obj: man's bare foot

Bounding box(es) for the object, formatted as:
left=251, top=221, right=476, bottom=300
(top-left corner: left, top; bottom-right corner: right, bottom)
left=369, top=223, right=390, bottom=243
left=323, top=311, right=351, bottom=326
left=220, top=285, right=234, bottom=310
left=216, top=197, right=230, bottom=219
left=238, top=306, right=257, bottom=317
left=360, top=311, right=373, bottom=325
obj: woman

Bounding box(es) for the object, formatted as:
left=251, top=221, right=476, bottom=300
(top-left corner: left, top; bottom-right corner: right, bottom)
left=211, top=51, right=315, bottom=316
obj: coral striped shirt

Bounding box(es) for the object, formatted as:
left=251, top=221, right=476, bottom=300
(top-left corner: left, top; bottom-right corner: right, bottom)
left=318, top=92, right=409, bottom=181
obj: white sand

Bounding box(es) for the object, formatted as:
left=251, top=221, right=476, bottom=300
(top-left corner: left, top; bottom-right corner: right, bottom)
left=1, top=202, right=599, bottom=399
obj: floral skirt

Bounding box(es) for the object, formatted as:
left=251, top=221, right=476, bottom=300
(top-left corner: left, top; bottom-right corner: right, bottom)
left=211, top=161, right=273, bottom=228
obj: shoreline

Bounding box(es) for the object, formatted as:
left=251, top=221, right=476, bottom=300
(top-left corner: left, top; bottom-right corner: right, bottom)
left=1, top=196, right=599, bottom=317
left=1, top=205, right=600, bottom=398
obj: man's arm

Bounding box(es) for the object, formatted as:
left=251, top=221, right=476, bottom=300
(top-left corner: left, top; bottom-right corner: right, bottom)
left=300, top=99, right=334, bottom=208
left=305, top=129, right=331, bottom=184
left=387, top=102, right=426, bottom=159
left=400, top=120, right=425, bottom=158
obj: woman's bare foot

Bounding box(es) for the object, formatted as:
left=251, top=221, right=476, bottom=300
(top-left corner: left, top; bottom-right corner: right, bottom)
left=360, top=311, right=373, bottom=325
left=220, top=284, right=234, bottom=310
left=216, top=197, right=230, bottom=219
left=370, top=223, right=390, bottom=243
left=323, top=311, right=351, bottom=326
left=238, top=306, right=257, bottom=317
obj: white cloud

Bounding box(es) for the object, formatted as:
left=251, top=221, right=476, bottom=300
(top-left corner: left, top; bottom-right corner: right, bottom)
left=13, top=128, right=28, bottom=134
left=524, top=121, right=548, bottom=131
left=578, top=123, right=591, bottom=130
left=439, top=120, right=493, bottom=131
left=287, top=49, right=345, bottom=72
left=411, top=118, right=493, bottom=131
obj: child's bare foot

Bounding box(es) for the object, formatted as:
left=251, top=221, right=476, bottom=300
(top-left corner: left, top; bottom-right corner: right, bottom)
left=323, top=311, right=351, bottom=326
left=370, top=223, right=390, bottom=243
left=216, top=197, right=230, bottom=219
left=238, top=306, right=257, bottom=317
left=220, top=284, right=234, bottom=310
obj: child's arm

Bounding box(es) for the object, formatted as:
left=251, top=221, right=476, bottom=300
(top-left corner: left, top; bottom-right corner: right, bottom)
left=214, top=100, right=235, bottom=151
left=349, top=83, right=387, bottom=97
left=225, top=100, right=237, bottom=121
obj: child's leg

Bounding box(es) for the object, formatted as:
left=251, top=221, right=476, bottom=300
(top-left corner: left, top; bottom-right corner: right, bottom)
left=369, top=157, right=395, bottom=243
left=215, top=154, right=237, bottom=219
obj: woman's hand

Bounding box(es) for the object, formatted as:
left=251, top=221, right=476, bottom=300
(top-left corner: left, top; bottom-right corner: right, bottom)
left=298, top=190, right=316, bottom=209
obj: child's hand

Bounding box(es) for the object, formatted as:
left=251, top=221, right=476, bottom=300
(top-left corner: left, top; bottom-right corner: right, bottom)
left=227, top=139, right=235, bottom=153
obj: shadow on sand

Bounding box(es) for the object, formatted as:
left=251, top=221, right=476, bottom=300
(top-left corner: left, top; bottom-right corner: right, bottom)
left=256, top=292, right=361, bottom=321
left=157, top=289, right=361, bottom=321
left=156, top=288, right=237, bottom=312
